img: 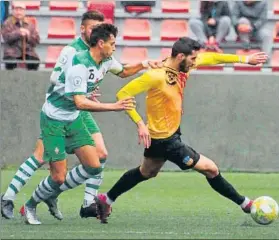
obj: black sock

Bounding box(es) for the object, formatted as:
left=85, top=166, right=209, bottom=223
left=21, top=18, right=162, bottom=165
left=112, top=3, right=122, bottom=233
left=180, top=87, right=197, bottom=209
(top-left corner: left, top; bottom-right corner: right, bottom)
left=206, top=173, right=245, bottom=205
left=107, top=166, right=148, bottom=201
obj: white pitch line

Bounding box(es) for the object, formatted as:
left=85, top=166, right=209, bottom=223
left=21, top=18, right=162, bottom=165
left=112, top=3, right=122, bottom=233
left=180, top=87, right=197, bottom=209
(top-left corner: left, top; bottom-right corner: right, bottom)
left=7, top=230, right=239, bottom=236
left=10, top=230, right=190, bottom=236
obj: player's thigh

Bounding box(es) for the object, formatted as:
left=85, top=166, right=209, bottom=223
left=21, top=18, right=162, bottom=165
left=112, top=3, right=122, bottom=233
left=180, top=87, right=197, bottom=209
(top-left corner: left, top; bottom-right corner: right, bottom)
left=166, top=133, right=200, bottom=170
left=49, top=160, right=67, bottom=184
left=40, top=112, right=67, bottom=163
left=81, top=111, right=101, bottom=137
left=66, top=117, right=101, bottom=169
left=75, top=145, right=100, bottom=169
left=140, top=157, right=165, bottom=178
left=142, top=139, right=167, bottom=178
left=192, top=154, right=219, bottom=178
left=33, top=139, right=45, bottom=163
left=65, top=114, right=95, bottom=155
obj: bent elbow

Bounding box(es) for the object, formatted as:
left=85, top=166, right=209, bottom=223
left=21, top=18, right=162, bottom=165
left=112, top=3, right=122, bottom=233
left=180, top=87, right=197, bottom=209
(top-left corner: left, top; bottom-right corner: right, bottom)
left=74, top=99, right=84, bottom=110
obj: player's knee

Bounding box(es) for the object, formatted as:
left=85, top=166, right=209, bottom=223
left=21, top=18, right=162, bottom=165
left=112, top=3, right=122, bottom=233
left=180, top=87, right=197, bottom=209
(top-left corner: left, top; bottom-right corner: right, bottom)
left=33, top=152, right=45, bottom=164
left=194, top=156, right=219, bottom=178
left=88, top=161, right=101, bottom=169
left=51, top=173, right=66, bottom=185
left=140, top=168, right=159, bottom=179
left=33, top=142, right=45, bottom=164
left=207, top=164, right=219, bottom=178
left=149, top=170, right=159, bottom=178
left=97, top=148, right=108, bottom=160
left=202, top=162, right=219, bottom=178
left=84, top=157, right=101, bottom=169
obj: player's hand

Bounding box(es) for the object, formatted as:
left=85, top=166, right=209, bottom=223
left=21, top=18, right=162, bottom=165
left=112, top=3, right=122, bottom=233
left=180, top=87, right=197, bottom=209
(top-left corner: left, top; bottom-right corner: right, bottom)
left=247, top=52, right=268, bottom=65
left=148, top=60, right=163, bottom=69
left=114, top=97, right=136, bottom=111
left=142, top=60, right=163, bottom=69
left=90, top=93, right=101, bottom=103
left=137, top=121, right=151, bottom=149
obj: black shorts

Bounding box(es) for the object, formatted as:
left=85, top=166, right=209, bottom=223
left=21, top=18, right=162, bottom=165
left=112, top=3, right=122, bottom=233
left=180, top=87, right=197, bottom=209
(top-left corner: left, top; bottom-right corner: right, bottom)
left=144, top=128, right=200, bottom=170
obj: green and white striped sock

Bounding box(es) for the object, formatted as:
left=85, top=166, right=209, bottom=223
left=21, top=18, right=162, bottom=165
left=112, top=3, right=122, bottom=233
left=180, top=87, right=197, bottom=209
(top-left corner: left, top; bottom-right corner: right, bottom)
left=59, top=164, right=103, bottom=192
left=3, top=156, right=42, bottom=201
left=83, top=160, right=106, bottom=207
left=26, top=176, right=61, bottom=207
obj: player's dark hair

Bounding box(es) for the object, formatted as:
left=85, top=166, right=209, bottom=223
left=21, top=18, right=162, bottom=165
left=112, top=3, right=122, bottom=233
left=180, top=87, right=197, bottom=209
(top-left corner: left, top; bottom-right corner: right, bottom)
left=81, top=10, right=104, bottom=25
left=89, top=23, right=118, bottom=47
left=171, top=37, right=201, bottom=57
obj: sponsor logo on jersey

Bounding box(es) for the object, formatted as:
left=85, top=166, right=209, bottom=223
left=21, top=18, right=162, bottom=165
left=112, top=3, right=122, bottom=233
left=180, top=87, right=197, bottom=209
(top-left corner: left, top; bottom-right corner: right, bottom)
left=183, top=156, right=194, bottom=166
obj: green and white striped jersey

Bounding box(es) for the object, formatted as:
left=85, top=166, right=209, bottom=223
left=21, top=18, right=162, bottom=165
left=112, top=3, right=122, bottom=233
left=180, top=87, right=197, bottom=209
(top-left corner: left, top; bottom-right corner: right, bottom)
left=42, top=50, right=124, bottom=121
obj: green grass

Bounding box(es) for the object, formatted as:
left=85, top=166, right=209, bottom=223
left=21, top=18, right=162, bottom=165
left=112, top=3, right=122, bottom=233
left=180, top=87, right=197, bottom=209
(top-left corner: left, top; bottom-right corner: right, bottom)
left=1, top=170, right=279, bottom=239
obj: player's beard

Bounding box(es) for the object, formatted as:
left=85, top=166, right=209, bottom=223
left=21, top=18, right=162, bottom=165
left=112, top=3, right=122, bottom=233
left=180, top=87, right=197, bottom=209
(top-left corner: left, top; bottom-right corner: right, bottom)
left=84, top=35, right=90, bottom=45
left=179, top=60, right=189, bottom=73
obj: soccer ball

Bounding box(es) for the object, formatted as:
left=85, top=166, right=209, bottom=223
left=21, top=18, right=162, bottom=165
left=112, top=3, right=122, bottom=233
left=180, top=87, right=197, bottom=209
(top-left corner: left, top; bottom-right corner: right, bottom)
left=250, top=196, right=279, bottom=225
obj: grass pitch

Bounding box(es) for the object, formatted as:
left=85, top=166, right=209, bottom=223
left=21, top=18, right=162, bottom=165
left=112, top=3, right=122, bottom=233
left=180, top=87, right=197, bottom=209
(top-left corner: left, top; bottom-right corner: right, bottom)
left=1, top=170, right=279, bottom=239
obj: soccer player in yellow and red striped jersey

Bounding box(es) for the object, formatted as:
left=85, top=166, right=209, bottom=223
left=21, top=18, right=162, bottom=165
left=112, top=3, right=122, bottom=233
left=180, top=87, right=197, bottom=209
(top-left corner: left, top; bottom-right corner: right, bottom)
left=95, top=37, right=268, bottom=224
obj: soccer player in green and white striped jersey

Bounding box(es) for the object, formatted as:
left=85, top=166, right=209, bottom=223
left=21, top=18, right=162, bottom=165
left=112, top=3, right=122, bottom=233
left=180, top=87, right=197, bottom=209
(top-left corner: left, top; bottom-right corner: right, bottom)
left=1, top=12, right=158, bottom=221
left=1, top=10, right=104, bottom=220
left=22, top=23, right=136, bottom=225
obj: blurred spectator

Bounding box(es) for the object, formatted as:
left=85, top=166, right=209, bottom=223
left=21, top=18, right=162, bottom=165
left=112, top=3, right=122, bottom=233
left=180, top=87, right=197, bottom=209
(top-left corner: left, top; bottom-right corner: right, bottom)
left=189, top=1, right=231, bottom=52
left=1, top=0, right=10, bottom=25
left=1, top=2, right=40, bottom=70
left=232, top=0, right=272, bottom=55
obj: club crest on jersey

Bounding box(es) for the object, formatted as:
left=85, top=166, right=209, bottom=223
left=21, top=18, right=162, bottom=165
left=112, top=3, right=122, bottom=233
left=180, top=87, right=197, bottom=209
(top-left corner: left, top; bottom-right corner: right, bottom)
left=165, top=71, right=177, bottom=85
left=73, top=76, right=82, bottom=86
left=54, top=147, right=60, bottom=154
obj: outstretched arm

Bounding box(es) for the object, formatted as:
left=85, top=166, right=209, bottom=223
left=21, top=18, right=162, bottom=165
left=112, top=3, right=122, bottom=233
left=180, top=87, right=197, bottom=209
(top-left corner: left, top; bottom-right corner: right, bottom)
left=119, top=60, right=162, bottom=78
left=109, top=56, right=162, bottom=78
left=118, top=62, right=147, bottom=78
left=73, top=95, right=134, bottom=112
left=195, top=52, right=268, bottom=67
